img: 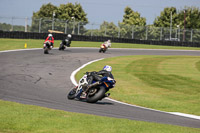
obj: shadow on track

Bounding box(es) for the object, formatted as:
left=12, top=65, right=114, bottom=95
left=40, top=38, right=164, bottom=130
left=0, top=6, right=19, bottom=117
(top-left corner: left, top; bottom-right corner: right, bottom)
left=72, top=98, right=114, bottom=105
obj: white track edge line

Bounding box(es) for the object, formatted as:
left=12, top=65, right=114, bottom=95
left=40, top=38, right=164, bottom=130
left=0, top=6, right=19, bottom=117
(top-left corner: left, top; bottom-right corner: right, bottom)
left=0, top=48, right=41, bottom=53
left=70, top=58, right=200, bottom=120
left=70, top=58, right=104, bottom=86
left=1, top=47, right=200, bottom=53
left=1, top=48, right=200, bottom=120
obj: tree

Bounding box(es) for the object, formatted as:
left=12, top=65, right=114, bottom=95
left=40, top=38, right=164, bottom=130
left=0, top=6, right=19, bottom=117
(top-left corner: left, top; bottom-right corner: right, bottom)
left=122, top=6, right=146, bottom=26
left=178, top=7, right=200, bottom=42
left=57, top=3, right=88, bottom=22
left=56, top=3, right=88, bottom=34
left=178, top=7, right=200, bottom=29
left=0, top=22, right=30, bottom=32
left=119, top=6, right=146, bottom=38
left=100, top=21, right=118, bottom=37
left=33, top=3, right=58, bottom=18
left=84, top=21, right=118, bottom=37
left=31, top=3, right=58, bottom=32
left=153, top=7, right=200, bottom=41
left=154, top=6, right=200, bottom=29
left=154, top=7, right=178, bottom=28
left=31, top=2, right=88, bottom=33
left=153, top=7, right=179, bottom=40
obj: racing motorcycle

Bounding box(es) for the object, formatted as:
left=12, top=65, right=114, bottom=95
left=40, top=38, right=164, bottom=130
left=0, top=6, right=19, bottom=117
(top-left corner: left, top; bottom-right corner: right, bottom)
left=99, top=43, right=107, bottom=53
left=59, top=39, right=71, bottom=50
left=68, top=72, right=116, bottom=103
left=43, top=41, right=51, bottom=54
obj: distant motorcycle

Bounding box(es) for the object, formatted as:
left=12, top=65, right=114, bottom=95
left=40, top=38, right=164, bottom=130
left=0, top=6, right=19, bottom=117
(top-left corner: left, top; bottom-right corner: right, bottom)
left=68, top=72, right=116, bottom=103
left=43, top=41, right=51, bottom=54
left=59, top=39, right=71, bottom=50
left=99, top=43, right=107, bottom=53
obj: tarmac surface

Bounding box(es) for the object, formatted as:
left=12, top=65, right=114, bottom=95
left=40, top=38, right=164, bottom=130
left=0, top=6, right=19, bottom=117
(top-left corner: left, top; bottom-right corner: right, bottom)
left=0, top=47, right=200, bottom=128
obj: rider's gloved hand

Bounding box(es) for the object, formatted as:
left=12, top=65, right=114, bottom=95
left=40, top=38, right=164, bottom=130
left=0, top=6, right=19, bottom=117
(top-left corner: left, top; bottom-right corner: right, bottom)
left=86, top=72, right=90, bottom=75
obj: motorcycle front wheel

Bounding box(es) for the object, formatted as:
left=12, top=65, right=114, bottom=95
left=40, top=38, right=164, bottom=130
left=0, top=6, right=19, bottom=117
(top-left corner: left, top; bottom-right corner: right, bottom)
left=86, top=86, right=106, bottom=103
left=67, top=87, right=77, bottom=100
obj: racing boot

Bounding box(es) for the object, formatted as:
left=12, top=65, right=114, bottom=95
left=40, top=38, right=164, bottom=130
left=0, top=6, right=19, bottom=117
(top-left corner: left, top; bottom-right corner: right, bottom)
left=80, top=84, right=87, bottom=99
left=80, top=92, right=87, bottom=99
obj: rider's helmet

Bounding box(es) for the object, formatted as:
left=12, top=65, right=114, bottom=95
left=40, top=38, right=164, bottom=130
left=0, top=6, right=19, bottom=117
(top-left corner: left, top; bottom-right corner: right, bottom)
left=107, top=40, right=111, bottom=43
left=48, top=34, right=53, bottom=37
left=67, top=34, right=72, bottom=38
left=103, top=65, right=112, bottom=72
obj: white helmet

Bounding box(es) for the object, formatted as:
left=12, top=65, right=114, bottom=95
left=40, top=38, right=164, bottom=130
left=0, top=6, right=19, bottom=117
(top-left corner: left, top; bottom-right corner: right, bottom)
left=103, top=65, right=112, bottom=72
left=48, top=34, right=52, bottom=37
left=68, top=34, right=72, bottom=38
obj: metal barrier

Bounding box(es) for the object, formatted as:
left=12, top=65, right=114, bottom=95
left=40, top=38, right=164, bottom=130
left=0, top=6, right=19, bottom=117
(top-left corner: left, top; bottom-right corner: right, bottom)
left=0, top=30, right=200, bottom=47
left=1, top=16, right=200, bottom=42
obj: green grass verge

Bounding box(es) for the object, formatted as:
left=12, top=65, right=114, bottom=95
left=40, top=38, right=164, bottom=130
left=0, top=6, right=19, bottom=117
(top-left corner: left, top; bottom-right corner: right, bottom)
left=1, top=100, right=200, bottom=133
left=0, top=38, right=200, bottom=51
left=76, top=55, right=200, bottom=116
left=1, top=39, right=200, bottom=132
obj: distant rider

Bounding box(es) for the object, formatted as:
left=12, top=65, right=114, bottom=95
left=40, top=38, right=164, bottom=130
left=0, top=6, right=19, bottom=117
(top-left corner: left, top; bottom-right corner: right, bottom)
left=61, top=34, right=72, bottom=47
left=80, top=65, right=114, bottom=98
left=44, top=34, right=54, bottom=49
left=102, top=40, right=111, bottom=50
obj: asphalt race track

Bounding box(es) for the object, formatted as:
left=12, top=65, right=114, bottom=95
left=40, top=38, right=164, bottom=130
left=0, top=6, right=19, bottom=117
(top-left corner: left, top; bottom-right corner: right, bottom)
left=0, top=47, right=200, bottom=128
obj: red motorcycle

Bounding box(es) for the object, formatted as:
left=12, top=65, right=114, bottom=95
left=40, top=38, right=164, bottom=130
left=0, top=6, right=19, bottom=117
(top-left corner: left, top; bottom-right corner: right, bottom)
left=43, top=41, right=52, bottom=54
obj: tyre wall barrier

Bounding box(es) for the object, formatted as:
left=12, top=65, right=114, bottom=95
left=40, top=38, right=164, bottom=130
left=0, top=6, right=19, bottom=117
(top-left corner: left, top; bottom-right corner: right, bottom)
left=0, top=30, right=200, bottom=47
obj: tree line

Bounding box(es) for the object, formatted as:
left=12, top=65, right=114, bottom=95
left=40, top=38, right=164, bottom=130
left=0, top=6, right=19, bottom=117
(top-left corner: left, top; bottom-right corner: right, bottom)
left=1, top=2, right=200, bottom=41
left=30, top=3, right=200, bottom=40
left=31, top=3, right=200, bottom=29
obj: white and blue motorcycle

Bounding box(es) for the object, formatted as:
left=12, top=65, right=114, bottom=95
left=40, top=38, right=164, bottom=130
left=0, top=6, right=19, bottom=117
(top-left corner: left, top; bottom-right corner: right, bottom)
left=68, top=72, right=116, bottom=103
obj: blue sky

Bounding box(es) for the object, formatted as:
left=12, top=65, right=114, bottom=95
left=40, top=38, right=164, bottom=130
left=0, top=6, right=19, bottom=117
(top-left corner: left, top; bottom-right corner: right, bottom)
left=0, top=0, right=200, bottom=25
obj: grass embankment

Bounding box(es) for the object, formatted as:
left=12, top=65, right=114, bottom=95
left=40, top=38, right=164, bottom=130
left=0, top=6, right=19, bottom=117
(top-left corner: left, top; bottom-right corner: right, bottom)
left=1, top=100, right=200, bottom=133
left=0, top=39, right=200, bottom=132
left=76, top=55, right=200, bottom=116
left=1, top=38, right=200, bottom=51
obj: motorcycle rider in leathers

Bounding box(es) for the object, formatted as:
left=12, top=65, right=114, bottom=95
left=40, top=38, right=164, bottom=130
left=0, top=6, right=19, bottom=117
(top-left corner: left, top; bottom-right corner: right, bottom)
left=80, top=65, right=114, bottom=99
left=44, top=34, right=54, bottom=49
left=61, top=34, right=72, bottom=47
left=102, top=40, right=111, bottom=50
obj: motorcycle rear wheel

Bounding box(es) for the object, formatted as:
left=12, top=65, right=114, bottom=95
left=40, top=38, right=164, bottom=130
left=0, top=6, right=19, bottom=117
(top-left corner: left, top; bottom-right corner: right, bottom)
left=59, top=44, right=64, bottom=50
left=44, top=48, right=49, bottom=54
left=86, top=86, right=106, bottom=103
